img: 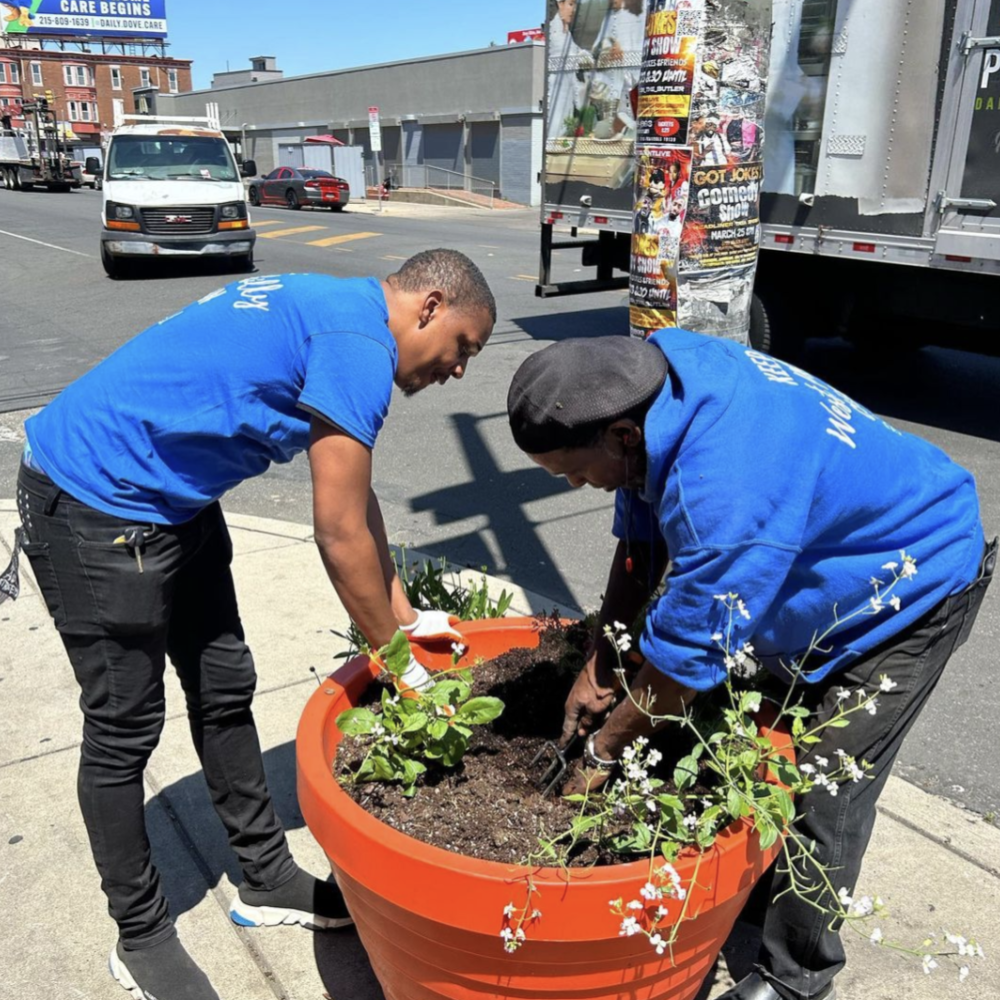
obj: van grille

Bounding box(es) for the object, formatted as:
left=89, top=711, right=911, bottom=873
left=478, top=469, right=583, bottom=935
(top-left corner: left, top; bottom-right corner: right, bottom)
left=141, top=206, right=216, bottom=235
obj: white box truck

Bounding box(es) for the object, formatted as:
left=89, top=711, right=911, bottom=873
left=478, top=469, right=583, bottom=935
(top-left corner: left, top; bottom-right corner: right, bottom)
left=100, top=103, right=256, bottom=279
left=539, top=0, right=1000, bottom=357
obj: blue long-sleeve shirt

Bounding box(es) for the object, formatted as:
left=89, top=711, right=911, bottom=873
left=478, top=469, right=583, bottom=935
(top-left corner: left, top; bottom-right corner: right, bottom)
left=614, top=329, right=984, bottom=690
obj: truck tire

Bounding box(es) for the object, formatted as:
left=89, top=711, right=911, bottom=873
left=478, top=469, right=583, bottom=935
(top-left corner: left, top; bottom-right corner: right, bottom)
left=748, top=294, right=772, bottom=354
left=233, top=249, right=255, bottom=273
left=101, top=244, right=129, bottom=279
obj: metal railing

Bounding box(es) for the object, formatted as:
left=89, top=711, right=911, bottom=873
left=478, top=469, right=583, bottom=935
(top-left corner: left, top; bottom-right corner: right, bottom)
left=366, top=163, right=498, bottom=208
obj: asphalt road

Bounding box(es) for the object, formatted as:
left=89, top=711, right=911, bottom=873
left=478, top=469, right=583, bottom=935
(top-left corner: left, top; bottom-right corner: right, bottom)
left=2, top=185, right=998, bottom=819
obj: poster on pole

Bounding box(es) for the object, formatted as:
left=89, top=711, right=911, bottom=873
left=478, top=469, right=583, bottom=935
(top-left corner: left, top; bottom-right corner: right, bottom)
left=368, top=106, right=382, bottom=153
left=629, top=0, right=770, bottom=341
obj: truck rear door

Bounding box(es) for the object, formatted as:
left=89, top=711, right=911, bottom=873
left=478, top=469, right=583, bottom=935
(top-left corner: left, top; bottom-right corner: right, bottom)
left=933, top=0, right=1000, bottom=260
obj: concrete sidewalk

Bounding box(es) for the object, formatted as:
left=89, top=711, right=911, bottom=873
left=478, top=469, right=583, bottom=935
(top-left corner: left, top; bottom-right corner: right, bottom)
left=1, top=505, right=997, bottom=1000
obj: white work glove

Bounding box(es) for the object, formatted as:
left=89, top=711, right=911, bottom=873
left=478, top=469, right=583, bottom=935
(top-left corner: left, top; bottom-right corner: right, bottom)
left=400, top=609, right=464, bottom=644
left=398, top=652, right=434, bottom=692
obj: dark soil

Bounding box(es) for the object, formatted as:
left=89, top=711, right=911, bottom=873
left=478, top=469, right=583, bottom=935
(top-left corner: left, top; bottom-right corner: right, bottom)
left=335, top=621, right=701, bottom=867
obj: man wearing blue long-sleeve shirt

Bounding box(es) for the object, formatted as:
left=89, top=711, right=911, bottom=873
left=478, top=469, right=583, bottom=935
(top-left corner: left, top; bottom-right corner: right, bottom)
left=507, top=332, right=994, bottom=1000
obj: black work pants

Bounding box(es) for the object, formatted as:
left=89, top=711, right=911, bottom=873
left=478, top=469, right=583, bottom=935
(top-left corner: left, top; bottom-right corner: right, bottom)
left=755, top=540, right=995, bottom=1000
left=16, top=462, right=297, bottom=947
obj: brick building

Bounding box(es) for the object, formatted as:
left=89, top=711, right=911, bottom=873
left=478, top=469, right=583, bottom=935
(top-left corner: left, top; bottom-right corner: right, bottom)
left=0, top=37, right=191, bottom=145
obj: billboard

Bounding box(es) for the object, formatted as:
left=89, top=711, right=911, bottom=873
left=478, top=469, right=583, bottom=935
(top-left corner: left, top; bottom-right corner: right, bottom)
left=0, top=1, right=168, bottom=39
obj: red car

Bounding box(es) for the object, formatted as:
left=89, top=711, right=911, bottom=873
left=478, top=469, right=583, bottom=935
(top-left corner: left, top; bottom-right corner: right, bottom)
left=248, top=167, right=350, bottom=211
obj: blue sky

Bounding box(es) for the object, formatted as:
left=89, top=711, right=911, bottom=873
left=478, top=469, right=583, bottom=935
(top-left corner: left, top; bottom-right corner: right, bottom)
left=167, top=1, right=548, bottom=91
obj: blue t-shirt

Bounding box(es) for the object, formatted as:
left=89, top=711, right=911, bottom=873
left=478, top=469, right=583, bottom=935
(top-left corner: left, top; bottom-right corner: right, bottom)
left=25, top=274, right=397, bottom=524
left=614, top=329, right=984, bottom=690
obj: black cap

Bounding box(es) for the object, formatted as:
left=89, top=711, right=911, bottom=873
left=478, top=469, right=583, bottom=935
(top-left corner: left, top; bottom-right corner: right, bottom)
left=507, top=336, right=669, bottom=454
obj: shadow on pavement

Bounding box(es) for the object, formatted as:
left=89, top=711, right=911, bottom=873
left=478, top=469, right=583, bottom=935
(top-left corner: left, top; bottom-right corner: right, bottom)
left=511, top=305, right=630, bottom=342
left=408, top=411, right=581, bottom=611
left=795, top=338, right=1000, bottom=443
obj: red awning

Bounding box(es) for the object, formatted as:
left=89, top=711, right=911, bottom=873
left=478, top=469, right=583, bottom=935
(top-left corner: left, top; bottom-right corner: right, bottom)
left=305, top=134, right=345, bottom=145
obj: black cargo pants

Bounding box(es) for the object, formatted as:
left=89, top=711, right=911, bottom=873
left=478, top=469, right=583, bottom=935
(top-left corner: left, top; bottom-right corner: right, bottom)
left=16, top=461, right=297, bottom=947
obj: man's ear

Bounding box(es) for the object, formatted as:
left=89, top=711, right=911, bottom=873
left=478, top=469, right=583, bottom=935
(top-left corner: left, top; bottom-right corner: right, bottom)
left=418, top=289, right=445, bottom=328
left=605, top=419, right=642, bottom=454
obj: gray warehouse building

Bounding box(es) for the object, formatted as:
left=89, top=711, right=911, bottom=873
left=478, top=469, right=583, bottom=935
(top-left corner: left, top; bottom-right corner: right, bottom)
left=155, top=42, right=546, bottom=206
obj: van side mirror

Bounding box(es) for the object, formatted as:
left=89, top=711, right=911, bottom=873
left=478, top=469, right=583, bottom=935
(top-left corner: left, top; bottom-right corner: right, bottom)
left=85, top=156, right=102, bottom=174
left=241, top=159, right=257, bottom=177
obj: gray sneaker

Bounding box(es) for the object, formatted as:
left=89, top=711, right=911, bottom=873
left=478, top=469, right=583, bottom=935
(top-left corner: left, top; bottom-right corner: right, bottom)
left=109, top=935, right=220, bottom=1000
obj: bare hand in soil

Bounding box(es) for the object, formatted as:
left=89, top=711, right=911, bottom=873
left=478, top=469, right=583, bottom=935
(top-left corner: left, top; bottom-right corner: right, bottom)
left=560, top=651, right=619, bottom=746
left=561, top=762, right=613, bottom=798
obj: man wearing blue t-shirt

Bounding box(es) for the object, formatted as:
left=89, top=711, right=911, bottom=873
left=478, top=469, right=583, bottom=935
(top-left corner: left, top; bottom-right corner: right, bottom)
left=14, top=249, right=495, bottom=1000
left=507, top=333, right=994, bottom=1000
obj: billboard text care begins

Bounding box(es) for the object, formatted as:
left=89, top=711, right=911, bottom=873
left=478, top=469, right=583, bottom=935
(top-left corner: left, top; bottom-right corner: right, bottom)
left=1, top=1, right=168, bottom=39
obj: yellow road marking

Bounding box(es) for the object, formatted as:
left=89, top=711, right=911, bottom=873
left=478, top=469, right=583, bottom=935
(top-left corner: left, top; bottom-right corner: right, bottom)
left=511, top=274, right=536, bottom=281
left=258, top=226, right=327, bottom=239
left=380, top=254, right=408, bottom=261
left=249, top=219, right=285, bottom=227
left=307, top=231, right=382, bottom=248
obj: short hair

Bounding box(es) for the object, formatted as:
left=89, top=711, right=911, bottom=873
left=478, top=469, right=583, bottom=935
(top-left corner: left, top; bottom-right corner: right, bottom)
left=389, top=248, right=496, bottom=323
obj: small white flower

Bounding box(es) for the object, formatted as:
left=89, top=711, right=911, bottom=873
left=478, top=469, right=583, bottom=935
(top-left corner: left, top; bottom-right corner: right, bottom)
left=870, top=927, right=884, bottom=945
left=711, top=632, right=723, bottom=642
left=647, top=748, right=663, bottom=767
left=655, top=905, right=669, bottom=919
left=683, top=813, right=699, bottom=830
left=531, top=908, right=542, bottom=919
left=865, top=697, right=879, bottom=716
left=889, top=595, right=901, bottom=611
left=847, top=761, right=865, bottom=783
left=737, top=599, right=751, bottom=620
left=640, top=881, right=662, bottom=900
left=815, top=755, right=829, bottom=768
left=901, top=559, right=918, bottom=579
left=627, top=899, right=644, bottom=910
left=882, top=561, right=898, bottom=571
left=616, top=633, right=633, bottom=653
left=959, top=966, right=970, bottom=983
left=835, top=748, right=848, bottom=758
left=851, top=895, right=874, bottom=916
left=837, top=688, right=852, bottom=702
left=372, top=723, right=385, bottom=738
left=619, top=916, right=642, bottom=937
left=742, top=642, right=755, bottom=656
left=613, top=620, right=627, bottom=633
left=646, top=799, right=658, bottom=812
left=635, top=736, right=649, bottom=746
left=815, top=773, right=838, bottom=796
left=800, top=763, right=816, bottom=775
left=724, top=654, right=736, bottom=671
left=837, top=887, right=853, bottom=908
left=500, top=927, right=513, bottom=941
left=922, top=955, right=938, bottom=974
left=451, top=642, right=466, bottom=656
left=879, top=675, right=897, bottom=692
left=649, top=933, right=667, bottom=955
left=515, top=927, right=526, bottom=941
left=390, top=734, right=400, bottom=745
left=503, top=902, right=516, bottom=918
left=744, top=693, right=762, bottom=713
left=870, top=596, right=884, bottom=612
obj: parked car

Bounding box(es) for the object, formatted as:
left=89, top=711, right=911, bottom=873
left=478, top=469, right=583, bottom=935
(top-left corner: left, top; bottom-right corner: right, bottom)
left=248, top=167, right=350, bottom=211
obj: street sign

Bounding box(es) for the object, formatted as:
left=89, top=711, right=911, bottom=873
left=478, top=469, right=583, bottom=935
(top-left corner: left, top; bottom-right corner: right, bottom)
left=368, top=106, right=382, bottom=153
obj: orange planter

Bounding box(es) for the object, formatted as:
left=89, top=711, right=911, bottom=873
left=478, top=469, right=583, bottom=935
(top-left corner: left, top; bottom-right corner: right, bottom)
left=297, top=618, right=794, bottom=1000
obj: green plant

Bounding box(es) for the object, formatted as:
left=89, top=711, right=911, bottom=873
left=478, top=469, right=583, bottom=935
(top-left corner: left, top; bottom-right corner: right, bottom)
left=502, top=554, right=986, bottom=982
left=396, top=547, right=514, bottom=621
left=336, top=631, right=504, bottom=796
left=331, top=548, right=513, bottom=661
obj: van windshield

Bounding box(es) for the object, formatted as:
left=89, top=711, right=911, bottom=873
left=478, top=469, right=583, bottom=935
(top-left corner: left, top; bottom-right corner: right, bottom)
left=108, top=134, right=237, bottom=181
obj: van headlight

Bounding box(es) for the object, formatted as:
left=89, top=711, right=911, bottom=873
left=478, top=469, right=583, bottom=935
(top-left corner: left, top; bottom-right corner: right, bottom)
left=220, top=203, right=245, bottom=219
left=108, top=202, right=134, bottom=219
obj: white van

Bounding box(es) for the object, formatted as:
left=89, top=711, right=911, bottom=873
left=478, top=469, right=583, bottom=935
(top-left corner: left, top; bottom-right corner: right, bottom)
left=100, top=108, right=256, bottom=278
